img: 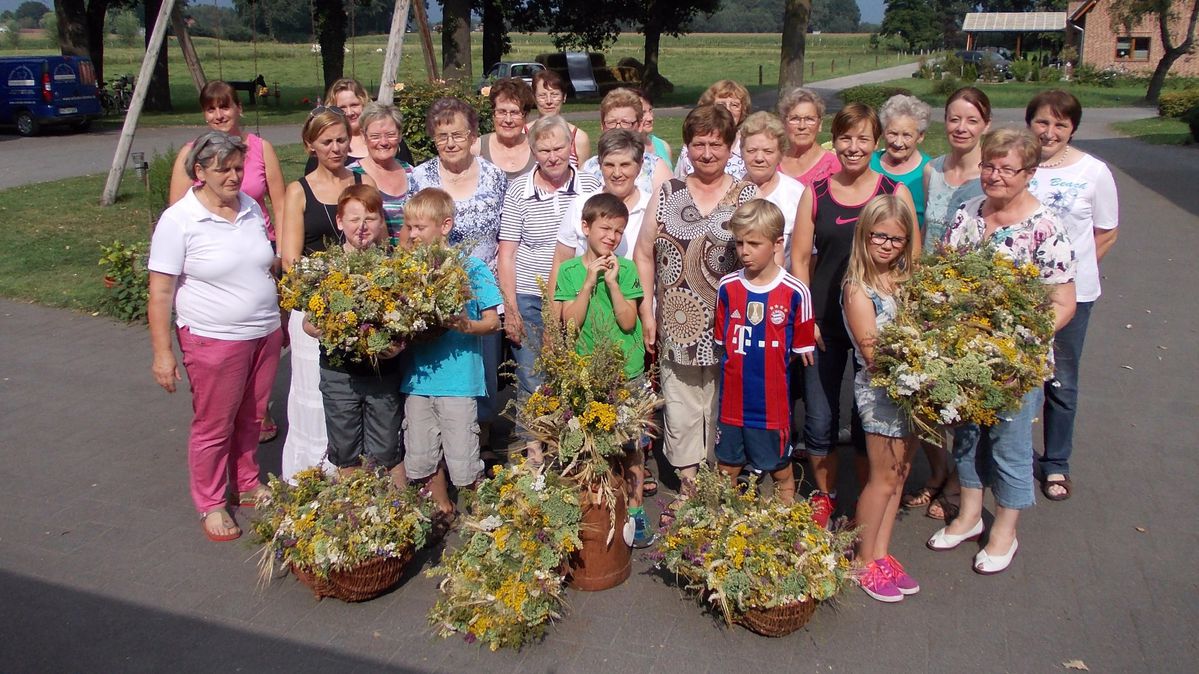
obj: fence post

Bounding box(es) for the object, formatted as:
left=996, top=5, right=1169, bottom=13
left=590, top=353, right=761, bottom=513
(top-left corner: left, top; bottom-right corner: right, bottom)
left=758, top=64, right=763, bottom=86
left=831, top=59, right=835, bottom=73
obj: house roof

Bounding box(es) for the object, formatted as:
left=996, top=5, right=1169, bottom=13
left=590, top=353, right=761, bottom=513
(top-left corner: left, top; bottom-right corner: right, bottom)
left=962, top=12, right=1068, bottom=32
left=1069, top=1, right=1099, bottom=23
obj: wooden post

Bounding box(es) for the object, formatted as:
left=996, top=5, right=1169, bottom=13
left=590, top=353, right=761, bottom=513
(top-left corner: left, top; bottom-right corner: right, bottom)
left=171, top=4, right=206, bottom=94
left=412, top=0, right=439, bottom=81
left=376, top=0, right=413, bottom=104
left=101, top=0, right=177, bottom=206
left=1016, top=34, right=1023, bottom=59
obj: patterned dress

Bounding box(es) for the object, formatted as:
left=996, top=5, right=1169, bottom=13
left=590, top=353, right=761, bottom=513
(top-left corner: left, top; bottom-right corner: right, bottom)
left=410, top=157, right=508, bottom=269
left=653, top=178, right=759, bottom=367
left=944, top=195, right=1076, bottom=284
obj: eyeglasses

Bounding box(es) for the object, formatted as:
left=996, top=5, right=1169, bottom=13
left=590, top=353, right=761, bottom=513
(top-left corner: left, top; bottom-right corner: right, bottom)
left=494, top=109, right=526, bottom=119
left=433, top=131, right=470, bottom=146
left=604, top=119, right=639, bottom=129
left=869, top=232, right=908, bottom=247
left=786, top=115, right=820, bottom=127
left=535, top=92, right=563, bottom=102
left=979, top=163, right=1029, bottom=179
left=309, top=105, right=344, bottom=118
left=366, top=132, right=400, bottom=142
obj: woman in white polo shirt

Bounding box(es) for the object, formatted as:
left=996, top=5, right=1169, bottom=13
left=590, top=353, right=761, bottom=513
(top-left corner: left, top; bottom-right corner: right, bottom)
left=148, top=131, right=284, bottom=543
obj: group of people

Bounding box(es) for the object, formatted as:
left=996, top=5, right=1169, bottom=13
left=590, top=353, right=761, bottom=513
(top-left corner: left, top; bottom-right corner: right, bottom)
left=145, top=71, right=1119, bottom=602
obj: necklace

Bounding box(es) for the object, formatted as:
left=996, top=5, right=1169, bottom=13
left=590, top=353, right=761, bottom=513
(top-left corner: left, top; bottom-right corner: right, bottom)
left=440, top=159, right=474, bottom=184
left=1039, top=145, right=1070, bottom=169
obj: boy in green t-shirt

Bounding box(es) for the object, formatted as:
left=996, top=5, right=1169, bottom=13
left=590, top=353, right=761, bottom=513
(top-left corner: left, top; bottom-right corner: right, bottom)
left=553, top=192, right=654, bottom=547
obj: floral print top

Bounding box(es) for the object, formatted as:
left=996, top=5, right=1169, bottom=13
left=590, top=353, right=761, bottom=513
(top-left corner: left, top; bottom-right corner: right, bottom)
left=410, top=156, right=509, bottom=269
left=945, top=195, right=1076, bottom=285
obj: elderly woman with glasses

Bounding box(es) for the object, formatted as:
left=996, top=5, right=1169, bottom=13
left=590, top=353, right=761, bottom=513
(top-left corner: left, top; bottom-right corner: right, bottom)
left=349, top=102, right=412, bottom=247
left=532, top=69, right=590, bottom=164
left=871, top=94, right=933, bottom=227
left=303, top=78, right=415, bottom=174
left=580, top=88, right=671, bottom=196
left=778, top=87, right=839, bottom=187
left=410, top=97, right=510, bottom=441
left=279, top=108, right=375, bottom=482
left=148, top=131, right=284, bottom=542
left=498, top=115, right=602, bottom=466
left=471, top=77, right=538, bottom=180
left=928, top=127, right=1077, bottom=575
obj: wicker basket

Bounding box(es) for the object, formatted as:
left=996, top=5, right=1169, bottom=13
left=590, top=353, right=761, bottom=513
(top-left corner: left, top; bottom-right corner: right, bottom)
left=290, top=549, right=413, bottom=602
left=734, top=600, right=818, bottom=637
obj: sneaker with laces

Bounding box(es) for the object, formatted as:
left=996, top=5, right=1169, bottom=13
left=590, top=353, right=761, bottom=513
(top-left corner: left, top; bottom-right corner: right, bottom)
left=858, top=560, right=903, bottom=603
left=881, top=555, right=920, bottom=595
left=809, top=491, right=836, bottom=529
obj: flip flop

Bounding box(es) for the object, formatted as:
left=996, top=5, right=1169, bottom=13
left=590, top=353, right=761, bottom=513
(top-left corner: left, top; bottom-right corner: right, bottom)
left=201, top=510, right=241, bottom=542
left=902, top=481, right=944, bottom=509
left=926, top=492, right=960, bottom=522
left=238, top=486, right=269, bottom=507
left=258, top=422, right=278, bottom=444
left=1042, top=476, right=1072, bottom=501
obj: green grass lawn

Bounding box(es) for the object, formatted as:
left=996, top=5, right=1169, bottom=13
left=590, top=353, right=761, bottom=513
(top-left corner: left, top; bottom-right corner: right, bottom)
left=1111, top=117, right=1193, bottom=145
left=871, top=76, right=1175, bottom=109
left=0, top=32, right=917, bottom=128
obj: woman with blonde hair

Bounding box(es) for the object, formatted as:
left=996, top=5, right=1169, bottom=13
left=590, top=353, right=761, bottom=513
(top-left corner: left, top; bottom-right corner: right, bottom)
left=279, top=108, right=376, bottom=481
left=739, top=110, right=805, bottom=268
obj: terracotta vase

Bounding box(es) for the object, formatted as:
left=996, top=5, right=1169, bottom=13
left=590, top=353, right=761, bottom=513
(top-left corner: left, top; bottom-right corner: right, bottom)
left=568, top=472, right=631, bottom=591
left=103, top=276, right=116, bottom=289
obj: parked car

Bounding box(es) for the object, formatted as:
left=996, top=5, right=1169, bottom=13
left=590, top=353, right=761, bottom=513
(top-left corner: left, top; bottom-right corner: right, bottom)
left=477, top=61, right=545, bottom=92
left=0, top=55, right=103, bottom=136
left=954, top=50, right=1014, bottom=79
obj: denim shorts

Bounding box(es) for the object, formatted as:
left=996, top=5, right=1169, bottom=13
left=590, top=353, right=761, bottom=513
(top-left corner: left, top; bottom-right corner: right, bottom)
left=715, top=421, right=791, bottom=473
left=853, top=371, right=911, bottom=439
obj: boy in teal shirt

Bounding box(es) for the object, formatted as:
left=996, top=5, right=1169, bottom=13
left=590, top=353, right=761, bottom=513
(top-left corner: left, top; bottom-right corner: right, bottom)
left=553, top=192, right=653, bottom=547
left=400, top=189, right=502, bottom=517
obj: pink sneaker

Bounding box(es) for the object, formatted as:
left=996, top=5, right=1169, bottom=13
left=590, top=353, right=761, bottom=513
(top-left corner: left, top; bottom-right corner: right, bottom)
left=809, top=491, right=836, bottom=529
left=881, top=555, right=920, bottom=595
left=857, top=560, right=903, bottom=603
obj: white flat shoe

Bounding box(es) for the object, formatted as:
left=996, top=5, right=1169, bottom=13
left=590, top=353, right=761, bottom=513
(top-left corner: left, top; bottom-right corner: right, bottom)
left=973, top=538, right=1019, bottom=575
left=926, top=518, right=984, bottom=551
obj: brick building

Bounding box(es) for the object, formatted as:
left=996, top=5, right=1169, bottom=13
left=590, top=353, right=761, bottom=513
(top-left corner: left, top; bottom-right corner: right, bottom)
left=1067, top=0, right=1199, bottom=76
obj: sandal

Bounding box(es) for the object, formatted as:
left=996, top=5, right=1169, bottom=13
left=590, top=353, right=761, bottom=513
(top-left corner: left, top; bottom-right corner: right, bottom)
left=201, top=510, right=241, bottom=542
left=1042, top=475, right=1072, bottom=501
left=642, top=473, right=658, bottom=498
left=902, top=479, right=945, bottom=509
left=258, top=421, right=278, bottom=444
left=429, top=509, right=459, bottom=541
left=926, top=491, right=960, bottom=522
left=238, top=485, right=269, bottom=507
left=657, top=496, right=686, bottom=530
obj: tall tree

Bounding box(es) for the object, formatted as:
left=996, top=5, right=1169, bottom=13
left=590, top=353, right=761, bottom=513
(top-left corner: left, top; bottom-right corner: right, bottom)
left=1111, top=0, right=1199, bottom=104
left=778, top=0, right=811, bottom=93
left=478, top=0, right=511, bottom=73
left=313, top=0, right=348, bottom=91
left=810, top=0, right=859, bottom=34
left=144, top=0, right=172, bottom=112
left=54, top=0, right=124, bottom=82
left=880, top=0, right=940, bottom=51
left=932, top=0, right=974, bottom=49
left=442, top=0, right=472, bottom=82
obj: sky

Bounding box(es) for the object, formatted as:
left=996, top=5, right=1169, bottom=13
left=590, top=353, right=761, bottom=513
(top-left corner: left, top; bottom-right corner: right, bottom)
left=3, top=1, right=884, bottom=29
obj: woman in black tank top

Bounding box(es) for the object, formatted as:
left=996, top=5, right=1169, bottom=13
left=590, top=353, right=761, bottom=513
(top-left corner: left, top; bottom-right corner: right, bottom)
left=789, top=104, right=917, bottom=520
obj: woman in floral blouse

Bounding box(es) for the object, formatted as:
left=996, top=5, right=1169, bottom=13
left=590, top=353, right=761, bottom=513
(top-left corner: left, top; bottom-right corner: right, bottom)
left=927, top=127, right=1076, bottom=576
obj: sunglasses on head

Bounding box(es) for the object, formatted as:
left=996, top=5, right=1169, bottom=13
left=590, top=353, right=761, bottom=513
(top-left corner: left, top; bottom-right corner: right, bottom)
left=309, top=105, right=345, bottom=118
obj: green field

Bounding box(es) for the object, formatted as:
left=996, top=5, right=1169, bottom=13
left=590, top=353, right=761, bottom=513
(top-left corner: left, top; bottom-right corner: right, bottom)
left=0, top=32, right=917, bottom=127
left=872, top=76, right=1178, bottom=110
left=1111, top=117, right=1193, bottom=145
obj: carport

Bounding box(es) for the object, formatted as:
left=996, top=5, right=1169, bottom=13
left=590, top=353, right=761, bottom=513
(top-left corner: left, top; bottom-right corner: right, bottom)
left=962, top=12, right=1068, bottom=57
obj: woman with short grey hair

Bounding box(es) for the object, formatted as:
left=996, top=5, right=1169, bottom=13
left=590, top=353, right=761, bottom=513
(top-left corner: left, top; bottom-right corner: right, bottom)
left=148, top=130, right=283, bottom=543
left=778, top=87, right=839, bottom=186
left=871, top=94, right=934, bottom=226
left=498, top=114, right=602, bottom=466
left=350, top=101, right=412, bottom=246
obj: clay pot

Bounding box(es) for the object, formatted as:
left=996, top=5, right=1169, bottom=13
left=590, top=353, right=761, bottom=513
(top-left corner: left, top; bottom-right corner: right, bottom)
left=103, top=276, right=116, bottom=289
left=568, top=472, right=631, bottom=591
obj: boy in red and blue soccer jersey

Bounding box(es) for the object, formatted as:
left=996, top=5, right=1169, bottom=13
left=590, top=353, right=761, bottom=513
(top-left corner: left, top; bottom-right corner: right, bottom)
left=713, top=200, right=816, bottom=503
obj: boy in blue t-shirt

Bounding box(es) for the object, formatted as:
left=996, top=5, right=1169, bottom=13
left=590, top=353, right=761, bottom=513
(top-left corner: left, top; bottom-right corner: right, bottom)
left=552, top=192, right=655, bottom=547
left=399, top=189, right=501, bottom=516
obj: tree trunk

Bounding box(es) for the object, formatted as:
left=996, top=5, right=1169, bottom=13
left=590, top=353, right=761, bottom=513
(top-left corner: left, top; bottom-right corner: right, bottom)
left=441, top=0, right=472, bottom=82
left=171, top=4, right=207, bottom=94
left=1145, top=0, right=1199, bottom=104
left=779, top=0, right=811, bottom=94
left=144, top=0, right=173, bottom=112
left=481, top=0, right=506, bottom=74
left=315, top=0, right=347, bottom=92
left=642, top=7, right=667, bottom=100
left=55, top=0, right=91, bottom=57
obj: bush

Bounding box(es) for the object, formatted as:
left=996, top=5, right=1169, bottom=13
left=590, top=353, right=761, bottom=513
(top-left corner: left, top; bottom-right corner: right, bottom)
left=147, top=146, right=175, bottom=218
left=98, top=240, right=149, bottom=323
left=1159, top=90, right=1199, bottom=118
left=1183, top=106, right=1199, bottom=142
left=839, top=85, right=913, bottom=110
left=932, top=76, right=962, bottom=98
left=1038, top=66, right=1063, bottom=83
left=1011, top=59, right=1036, bottom=82
left=111, top=11, right=140, bottom=48
left=962, top=64, right=978, bottom=82
left=1073, top=64, right=1118, bottom=87
left=940, top=53, right=964, bottom=79
left=393, top=81, right=493, bottom=164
